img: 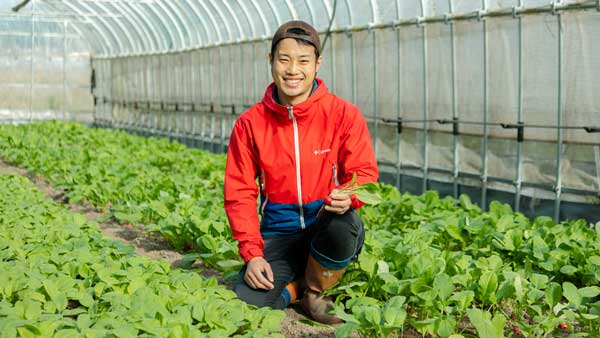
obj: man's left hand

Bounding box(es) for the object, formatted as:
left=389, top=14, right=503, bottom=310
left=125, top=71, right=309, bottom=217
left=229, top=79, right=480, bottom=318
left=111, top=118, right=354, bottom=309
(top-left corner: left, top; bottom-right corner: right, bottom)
left=323, top=189, right=352, bottom=214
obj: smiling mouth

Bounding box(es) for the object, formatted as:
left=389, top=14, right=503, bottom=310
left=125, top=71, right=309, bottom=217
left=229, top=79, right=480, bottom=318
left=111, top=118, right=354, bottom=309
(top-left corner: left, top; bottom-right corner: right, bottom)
left=284, top=78, right=303, bottom=88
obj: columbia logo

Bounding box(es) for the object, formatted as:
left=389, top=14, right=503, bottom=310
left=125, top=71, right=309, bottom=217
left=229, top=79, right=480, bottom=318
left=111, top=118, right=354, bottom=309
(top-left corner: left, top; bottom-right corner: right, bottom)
left=313, top=149, right=331, bottom=155
left=322, top=271, right=333, bottom=278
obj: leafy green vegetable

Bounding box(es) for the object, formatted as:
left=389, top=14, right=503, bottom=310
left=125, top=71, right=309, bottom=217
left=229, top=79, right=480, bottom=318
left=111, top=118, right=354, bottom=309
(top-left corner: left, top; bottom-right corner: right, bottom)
left=0, top=174, right=284, bottom=337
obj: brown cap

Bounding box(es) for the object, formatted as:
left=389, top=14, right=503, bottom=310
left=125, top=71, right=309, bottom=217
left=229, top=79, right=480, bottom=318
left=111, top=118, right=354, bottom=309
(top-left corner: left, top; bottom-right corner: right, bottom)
left=271, top=20, right=321, bottom=56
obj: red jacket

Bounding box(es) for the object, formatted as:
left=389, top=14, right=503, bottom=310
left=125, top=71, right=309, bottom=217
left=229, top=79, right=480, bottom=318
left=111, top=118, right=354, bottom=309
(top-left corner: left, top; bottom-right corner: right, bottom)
left=224, top=78, right=378, bottom=263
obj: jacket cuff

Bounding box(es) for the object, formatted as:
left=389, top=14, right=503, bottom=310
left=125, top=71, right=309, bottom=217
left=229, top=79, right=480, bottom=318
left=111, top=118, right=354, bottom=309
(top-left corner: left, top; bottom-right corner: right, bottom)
left=350, top=194, right=365, bottom=209
left=241, top=246, right=264, bottom=264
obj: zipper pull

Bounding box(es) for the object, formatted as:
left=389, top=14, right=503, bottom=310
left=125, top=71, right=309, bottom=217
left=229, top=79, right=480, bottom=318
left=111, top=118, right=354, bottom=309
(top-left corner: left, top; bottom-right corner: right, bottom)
left=287, top=106, right=293, bottom=119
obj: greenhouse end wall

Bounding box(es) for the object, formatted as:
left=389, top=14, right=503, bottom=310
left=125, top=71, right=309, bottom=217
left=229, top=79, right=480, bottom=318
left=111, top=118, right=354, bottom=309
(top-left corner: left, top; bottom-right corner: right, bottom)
left=0, top=12, right=93, bottom=124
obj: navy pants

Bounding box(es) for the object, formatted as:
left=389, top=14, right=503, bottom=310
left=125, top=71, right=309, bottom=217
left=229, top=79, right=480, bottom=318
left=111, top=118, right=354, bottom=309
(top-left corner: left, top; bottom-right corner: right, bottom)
left=233, top=210, right=365, bottom=309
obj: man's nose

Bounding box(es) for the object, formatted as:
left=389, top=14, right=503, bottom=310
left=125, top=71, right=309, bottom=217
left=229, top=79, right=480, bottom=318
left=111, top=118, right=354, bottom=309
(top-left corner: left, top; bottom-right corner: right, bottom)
left=286, top=61, right=298, bottom=74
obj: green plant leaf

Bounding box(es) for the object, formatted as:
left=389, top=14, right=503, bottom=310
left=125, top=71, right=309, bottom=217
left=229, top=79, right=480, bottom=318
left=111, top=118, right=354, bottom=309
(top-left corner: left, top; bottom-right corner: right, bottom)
left=563, top=282, right=582, bottom=308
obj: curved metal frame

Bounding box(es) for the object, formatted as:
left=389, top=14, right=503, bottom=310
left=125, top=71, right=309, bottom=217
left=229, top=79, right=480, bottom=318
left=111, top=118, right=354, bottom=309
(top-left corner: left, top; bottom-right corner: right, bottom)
left=40, top=0, right=109, bottom=54
left=121, top=1, right=159, bottom=52
left=236, top=0, right=257, bottom=37
left=154, top=0, right=185, bottom=50
left=205, top=1, right=233, bottom=41
left=137, top=2, right=171, bottom=52
left=285, top=0, right=298, bottom=21
left=184, top=1, right=211, bottom=46
left=343, top=0, right=354, bottom=26
left=174, top=1, right=204, bottom=47
left=264, top=0, right=282, bottom=28
left=249, top=0, right=269, bottom=37
left=196, top=1, right=224, bottom=43
left=60, top=1, right=117, bottom=55
left=305, top=1, right=316, bottom=26
left=220, top=1, right=244, bottom=41
left=95, top=2, right=138, bottom=54
left=72, top=1, right=126, bottom=54
left=370, top=0, right=379, bottom=23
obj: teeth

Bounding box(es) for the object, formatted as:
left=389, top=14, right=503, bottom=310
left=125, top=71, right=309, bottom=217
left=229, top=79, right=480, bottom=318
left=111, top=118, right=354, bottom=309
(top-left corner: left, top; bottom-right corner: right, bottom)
left=285, top=79, right=301, bottom=86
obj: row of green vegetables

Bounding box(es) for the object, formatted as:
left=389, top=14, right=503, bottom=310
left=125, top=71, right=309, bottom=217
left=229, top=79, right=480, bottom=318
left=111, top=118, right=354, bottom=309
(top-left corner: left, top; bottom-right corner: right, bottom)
left=331, top=188, right=600, bottom=337
left=1, top=122, right=599, bottom=337
left=0, top=173, right=284, bottom=337
left=0, top=122, right=240, bottom=274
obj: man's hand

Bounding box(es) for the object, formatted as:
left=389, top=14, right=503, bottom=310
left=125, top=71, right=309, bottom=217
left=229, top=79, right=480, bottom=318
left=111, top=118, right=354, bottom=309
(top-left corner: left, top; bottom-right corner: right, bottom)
left=324, top=189, right=352, bottom=214
left=244, top=257, right=275, bottom=290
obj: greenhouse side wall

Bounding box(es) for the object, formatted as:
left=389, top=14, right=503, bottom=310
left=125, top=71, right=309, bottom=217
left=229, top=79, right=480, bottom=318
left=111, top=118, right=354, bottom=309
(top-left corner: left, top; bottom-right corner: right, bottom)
left=91, top=5, right=600, bottom=224
left=0, top=13, right=93, bottom=124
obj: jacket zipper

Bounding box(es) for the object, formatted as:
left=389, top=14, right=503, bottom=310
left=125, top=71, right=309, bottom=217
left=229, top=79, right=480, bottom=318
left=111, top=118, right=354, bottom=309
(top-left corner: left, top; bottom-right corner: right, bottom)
left=332, top=164, right=340, bottom=186
left=260, top=170, right=268, bottom=214
left=288, top=106, right=305, bottom=229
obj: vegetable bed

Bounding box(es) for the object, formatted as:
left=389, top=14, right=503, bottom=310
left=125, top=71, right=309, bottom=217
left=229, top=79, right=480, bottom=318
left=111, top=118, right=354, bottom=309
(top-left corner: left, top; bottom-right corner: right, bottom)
left=1, top=121, right=599, bottom=338
left=0, top=173, right=284, bottom=337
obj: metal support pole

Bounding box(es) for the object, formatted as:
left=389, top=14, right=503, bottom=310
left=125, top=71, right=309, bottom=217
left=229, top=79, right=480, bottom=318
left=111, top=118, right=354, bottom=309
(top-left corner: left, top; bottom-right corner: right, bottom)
left=421, top=22, right=429, bottom=194
left=175, top=54, right=182, bottom=139
left=209, top=49, right=215, bottom=151
left=122, top=58, right=128, bottom=129
left=481, top=2, right=490, bottom=211
left=554, top=12, right=564, bottom=222
left=220, top=47, right=226, bottom=153
left=142, top=56, right=149, bottom=133
left=348, top=29, right=356, bottom=104
left=514, top=2, right=524, bottom=212
left=227, top=46, right=235, bottom=148
left=240, top=43, right=246, bottom=112
left=200, top=50, right=207, bottom=149
left=253, top=42, right=258, bottom=108
left=190, top=51, right=197, bottom=142
left=158, top=57, right=164, bottom=135
left=594, top=146, right=600, bottom=197
left=372, top=28, right=379, bottom=159
left=29, top=0, right=35, bottom=122
left=62, top=20, right=67, bottom=121
left=110, top=61, right=116, bottom=128
left=186, top=52, right=193, bottom=141
left=395, top=25, right=402, bottom=190
left=152, top=57, right=159, bottom=135
left=121, top=59, right=127, bottom=130
left=449, top=1, right=459, bottom=199
left=167, top=56, right=174, bottom=137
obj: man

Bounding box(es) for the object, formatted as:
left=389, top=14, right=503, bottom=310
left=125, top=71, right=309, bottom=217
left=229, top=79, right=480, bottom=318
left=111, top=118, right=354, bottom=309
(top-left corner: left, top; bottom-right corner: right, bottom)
left=224, top=20, right=378, bottom=324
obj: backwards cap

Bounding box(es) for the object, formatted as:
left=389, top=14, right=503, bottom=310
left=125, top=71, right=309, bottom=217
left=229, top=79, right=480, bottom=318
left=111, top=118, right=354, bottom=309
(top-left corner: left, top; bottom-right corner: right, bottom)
left=271, top=20, right=321, bottom=56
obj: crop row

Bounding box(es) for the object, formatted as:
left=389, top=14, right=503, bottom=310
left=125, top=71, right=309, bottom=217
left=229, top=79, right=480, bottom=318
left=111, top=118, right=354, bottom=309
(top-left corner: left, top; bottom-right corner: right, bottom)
left=0, top=173, right=284, bottom=337
left=331, top=187, right=600, bottom=337
left=1, top=122, right=599, bottom=337
left=0, top=122, right=241, bottom=275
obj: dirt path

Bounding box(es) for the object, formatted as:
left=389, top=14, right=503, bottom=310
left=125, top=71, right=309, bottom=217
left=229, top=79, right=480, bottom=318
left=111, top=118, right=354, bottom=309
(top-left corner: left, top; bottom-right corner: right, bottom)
left=0, top=159, right=341, bottom=338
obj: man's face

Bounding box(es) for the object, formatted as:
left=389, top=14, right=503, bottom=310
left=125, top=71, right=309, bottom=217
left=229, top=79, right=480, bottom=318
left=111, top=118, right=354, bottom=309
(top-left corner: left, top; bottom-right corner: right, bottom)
left=270, top=38, right=322, bottom=106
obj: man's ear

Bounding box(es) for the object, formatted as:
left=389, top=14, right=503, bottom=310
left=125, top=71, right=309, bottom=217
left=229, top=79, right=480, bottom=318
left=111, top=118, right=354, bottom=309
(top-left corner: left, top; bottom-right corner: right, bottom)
left=268, top=52, right=273, bottom=65
left=315, top=55, right=323, bottom=72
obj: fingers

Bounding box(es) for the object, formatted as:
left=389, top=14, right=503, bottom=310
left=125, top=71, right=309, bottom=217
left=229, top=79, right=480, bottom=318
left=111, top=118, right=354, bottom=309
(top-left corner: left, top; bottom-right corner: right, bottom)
left=324, top=190, right=352, bottom=214
left=244, top=258, right=275, bottom=290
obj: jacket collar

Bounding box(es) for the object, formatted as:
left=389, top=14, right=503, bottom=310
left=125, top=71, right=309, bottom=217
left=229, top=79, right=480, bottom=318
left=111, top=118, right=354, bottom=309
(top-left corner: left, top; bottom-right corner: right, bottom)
left=261, top=78, right=328, bottom=119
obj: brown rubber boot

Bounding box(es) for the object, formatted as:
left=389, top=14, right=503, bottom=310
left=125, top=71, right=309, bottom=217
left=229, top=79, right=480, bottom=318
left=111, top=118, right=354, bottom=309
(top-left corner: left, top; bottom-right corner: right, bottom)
left=301, top=255, right=346, bottom=324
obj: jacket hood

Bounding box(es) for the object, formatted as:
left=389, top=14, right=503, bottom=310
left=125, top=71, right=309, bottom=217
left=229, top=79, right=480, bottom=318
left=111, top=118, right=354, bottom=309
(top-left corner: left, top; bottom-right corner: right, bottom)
left=261, top=78, right=329, bottom=119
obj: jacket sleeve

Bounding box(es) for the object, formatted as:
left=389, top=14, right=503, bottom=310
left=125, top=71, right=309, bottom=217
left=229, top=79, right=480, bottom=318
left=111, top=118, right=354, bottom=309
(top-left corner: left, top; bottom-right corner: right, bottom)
left=224, top=118, right=264, bottom=263
left=337, top=105, right=379, bottom=209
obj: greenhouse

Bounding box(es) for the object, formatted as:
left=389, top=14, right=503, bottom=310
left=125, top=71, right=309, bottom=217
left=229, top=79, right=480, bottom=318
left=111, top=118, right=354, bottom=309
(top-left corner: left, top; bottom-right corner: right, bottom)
left=0, top=0, right=599, bottom=337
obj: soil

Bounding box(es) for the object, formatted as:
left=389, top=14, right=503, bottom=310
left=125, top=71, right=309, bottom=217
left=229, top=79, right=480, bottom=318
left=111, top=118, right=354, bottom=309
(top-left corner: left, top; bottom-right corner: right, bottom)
left=0, top=159, right=348, bottom=338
